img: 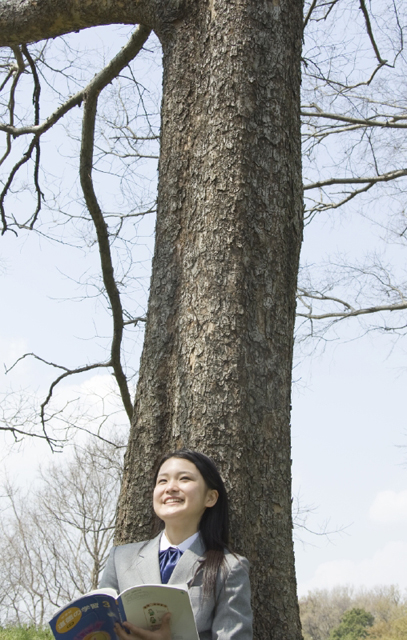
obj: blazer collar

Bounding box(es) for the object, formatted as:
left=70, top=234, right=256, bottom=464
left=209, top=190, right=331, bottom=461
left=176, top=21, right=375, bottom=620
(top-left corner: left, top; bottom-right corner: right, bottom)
left=134, top=533, right=162, bottom=584
left=134, top=532, right=206, bottom=586
left=169, top=533, right=206, bottom=585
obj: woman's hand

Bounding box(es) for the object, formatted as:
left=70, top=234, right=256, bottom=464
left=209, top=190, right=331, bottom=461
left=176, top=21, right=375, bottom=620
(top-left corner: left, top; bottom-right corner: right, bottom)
left=114, top=614, right=172, bottom=640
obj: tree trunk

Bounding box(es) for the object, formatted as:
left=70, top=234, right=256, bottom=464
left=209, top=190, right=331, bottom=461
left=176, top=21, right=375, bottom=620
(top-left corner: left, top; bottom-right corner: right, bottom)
left=116, top=1, right=304, bottom=638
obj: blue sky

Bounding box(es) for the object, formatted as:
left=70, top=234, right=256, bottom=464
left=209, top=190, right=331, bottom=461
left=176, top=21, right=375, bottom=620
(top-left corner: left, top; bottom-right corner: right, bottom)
left=292, top=208, right=407, bottom=596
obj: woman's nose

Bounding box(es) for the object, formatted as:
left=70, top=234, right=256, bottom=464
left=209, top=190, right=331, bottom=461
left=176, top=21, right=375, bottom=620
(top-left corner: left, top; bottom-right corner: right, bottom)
left=165, top=479, right=179, bottom=492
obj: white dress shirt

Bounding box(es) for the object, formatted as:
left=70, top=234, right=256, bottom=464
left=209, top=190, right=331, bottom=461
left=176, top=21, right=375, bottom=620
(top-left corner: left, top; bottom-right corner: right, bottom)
left=159, top=530, right=200, bottom=552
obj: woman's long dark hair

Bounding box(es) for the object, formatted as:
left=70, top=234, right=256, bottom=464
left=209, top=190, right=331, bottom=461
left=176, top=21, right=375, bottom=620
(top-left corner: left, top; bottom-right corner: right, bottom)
left=153, top=449, right=229, bottom=597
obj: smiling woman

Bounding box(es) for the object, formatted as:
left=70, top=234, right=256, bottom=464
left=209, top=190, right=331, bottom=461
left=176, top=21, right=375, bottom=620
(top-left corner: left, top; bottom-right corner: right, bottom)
left=100, top=450, right=253, bottom=640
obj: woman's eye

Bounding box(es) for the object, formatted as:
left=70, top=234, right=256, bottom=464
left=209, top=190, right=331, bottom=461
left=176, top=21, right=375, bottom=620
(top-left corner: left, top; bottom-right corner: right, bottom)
left=180, top=476, right=191, bottom=481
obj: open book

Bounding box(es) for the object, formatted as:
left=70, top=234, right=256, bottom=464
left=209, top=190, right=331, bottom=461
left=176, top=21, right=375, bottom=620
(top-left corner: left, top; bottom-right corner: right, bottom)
left=49, top=584, right=199, bottom=640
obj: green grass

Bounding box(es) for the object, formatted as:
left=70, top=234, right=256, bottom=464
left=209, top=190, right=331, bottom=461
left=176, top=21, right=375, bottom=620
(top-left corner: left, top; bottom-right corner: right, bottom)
left=0, top=627, right=53, bottom=640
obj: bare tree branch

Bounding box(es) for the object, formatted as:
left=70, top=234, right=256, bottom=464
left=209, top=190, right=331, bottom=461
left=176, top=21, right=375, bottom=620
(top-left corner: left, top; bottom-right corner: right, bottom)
left=304, top=168, right=407, bottom=191
left=1, top=26, right=156, bottom=445
left=0, top=135, right=38, bottom=235
left=303, top=0, right=318, bottom=31
left=21, top=44, right=44, bottom=228
left=0, top=390, right=64, bottom=450
left=0, top=424, right=61, bottom=447
left=359, top=0, right=388, bottom=66
left=296, top=253, right=407, bottom=351
left=303, top=182, right=376, bottom=223
left=1, top=25, right=151, bottom=234
left=0, top=91, right=83, bottom=137
left=0, top=0, right=157, bottom=47
left=123, top=315, right=147, bottom=327
left=79, top=24, right=151, bottom=422
left=297, top=298, right=407, bottom=321
left=301, top=109, right=407, bottom=129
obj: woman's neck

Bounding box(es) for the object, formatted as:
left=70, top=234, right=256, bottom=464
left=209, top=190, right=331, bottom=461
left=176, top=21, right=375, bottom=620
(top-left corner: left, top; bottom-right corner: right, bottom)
left=164, top=524, right=199, bottom=546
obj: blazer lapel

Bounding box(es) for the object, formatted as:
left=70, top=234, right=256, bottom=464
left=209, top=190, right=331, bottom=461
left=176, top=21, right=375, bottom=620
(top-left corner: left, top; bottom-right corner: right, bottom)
left=168, top=534, right=206, bottom=586
left=133, top=533, right=162, bottom=584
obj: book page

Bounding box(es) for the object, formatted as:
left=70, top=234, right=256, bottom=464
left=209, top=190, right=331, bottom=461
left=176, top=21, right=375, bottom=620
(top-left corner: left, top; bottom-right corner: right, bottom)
left=120, top=584, right=199, bottom=640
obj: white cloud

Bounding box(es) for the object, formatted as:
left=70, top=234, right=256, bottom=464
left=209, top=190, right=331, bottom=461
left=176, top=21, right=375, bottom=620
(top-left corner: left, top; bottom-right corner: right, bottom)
left=369, top=490, right=407, bottom=524
left=297, top=541, right=407, bottom=597
left=61, top=372, right=121, bottom=403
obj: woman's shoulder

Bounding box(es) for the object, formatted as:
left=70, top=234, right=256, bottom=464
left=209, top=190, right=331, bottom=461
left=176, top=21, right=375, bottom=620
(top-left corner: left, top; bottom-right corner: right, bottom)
left=109, top=535, right=159, bottom=560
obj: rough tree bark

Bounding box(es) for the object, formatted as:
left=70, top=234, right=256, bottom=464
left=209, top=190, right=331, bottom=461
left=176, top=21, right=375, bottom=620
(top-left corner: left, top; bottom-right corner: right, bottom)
left=1, top=1, right=304, bottom=638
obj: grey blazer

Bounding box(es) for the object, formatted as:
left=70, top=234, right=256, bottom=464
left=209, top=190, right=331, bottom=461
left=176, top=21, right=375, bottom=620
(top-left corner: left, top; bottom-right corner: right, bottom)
left=99, top=533, right=253, bottom=640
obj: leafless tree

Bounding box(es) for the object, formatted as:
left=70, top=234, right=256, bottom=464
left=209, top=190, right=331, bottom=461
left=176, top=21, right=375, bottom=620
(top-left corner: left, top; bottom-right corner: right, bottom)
left=0, top=29, right=159, bottom=447
left=299, top=584, right=407, bottom=640
left=0, top=435, right=124, bottom=626
left=298, top=0, right=407, bottom=351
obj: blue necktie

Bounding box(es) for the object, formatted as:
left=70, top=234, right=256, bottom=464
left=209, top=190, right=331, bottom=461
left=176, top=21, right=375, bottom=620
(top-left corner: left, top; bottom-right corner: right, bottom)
left=159, top=546, right=183, bottom=584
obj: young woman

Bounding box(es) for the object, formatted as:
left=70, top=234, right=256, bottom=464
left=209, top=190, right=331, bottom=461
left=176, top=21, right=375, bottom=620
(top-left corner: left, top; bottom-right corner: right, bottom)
left=100, top=449, right=253, bottom=640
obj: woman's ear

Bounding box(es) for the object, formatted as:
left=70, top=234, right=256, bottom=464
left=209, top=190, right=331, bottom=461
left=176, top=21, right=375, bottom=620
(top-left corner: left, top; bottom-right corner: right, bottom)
left=205, top=489, right=219, bottom=508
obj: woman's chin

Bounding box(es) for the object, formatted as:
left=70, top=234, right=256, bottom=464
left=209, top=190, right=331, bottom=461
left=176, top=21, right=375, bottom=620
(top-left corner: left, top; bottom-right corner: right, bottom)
left=159, top=506, right=186, bottom=520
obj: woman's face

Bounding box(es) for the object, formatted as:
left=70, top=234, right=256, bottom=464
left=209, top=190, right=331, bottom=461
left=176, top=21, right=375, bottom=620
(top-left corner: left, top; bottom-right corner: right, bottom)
left=153, top=457, right=218, bottom=529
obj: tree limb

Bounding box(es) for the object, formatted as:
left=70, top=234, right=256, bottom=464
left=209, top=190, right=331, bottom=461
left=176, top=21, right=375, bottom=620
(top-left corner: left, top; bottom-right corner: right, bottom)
left=0, top=25, right=155, bottom=139
left=21, top=44, right=44, bottom=229
left=303, top=0, right=318, bottom=32
left=304, top=182, right=376, bottom=222
left=359, top=0, right=388, bottom=66
left=304, top=168, right=407, bottom=191
left=5, top=354, right=113, bottom=436
left=0, top=91, right=84, bottom=137
left=0, top=135, right=38, bottom=234
left=2, top=27, right=152, bottom=444
left=0, top=424, right=61, bottom=447
left=301, top=109, right=407, bottom=129
left=297, top=299, right=407, bottom=321
left=79, top=25, right=151, bottom=422
left=0, top=0, right=157, bottom=47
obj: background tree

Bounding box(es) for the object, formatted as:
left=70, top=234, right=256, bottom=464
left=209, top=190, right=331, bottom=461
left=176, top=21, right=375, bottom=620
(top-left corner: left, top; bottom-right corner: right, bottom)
left=329, top=608, right=375, bottom=640
left=300, top=587, right=354, bottom=640
left=367, top=617, right=407, bottom=640
left=0, top=436, right=124, bottom=626
left=299, top=586, right=407, bottom=640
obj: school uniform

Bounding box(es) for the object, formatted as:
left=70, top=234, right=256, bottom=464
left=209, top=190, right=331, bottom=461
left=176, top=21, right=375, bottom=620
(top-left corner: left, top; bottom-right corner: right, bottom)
left=99, top=532, right=253, bottom=640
